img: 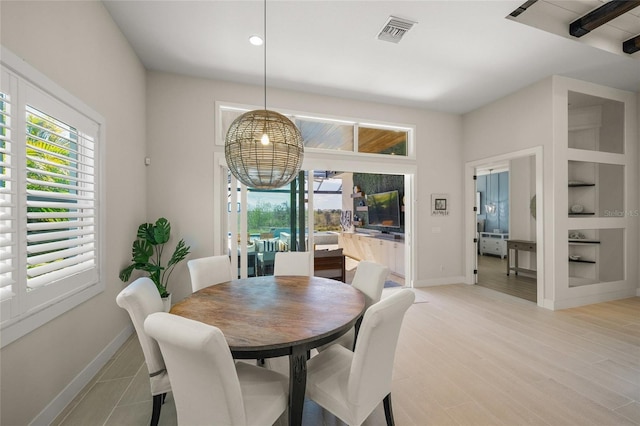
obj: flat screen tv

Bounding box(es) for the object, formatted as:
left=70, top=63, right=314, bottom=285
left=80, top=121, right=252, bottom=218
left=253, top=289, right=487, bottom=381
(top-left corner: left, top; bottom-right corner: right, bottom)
left=366, top=190, right=401, bottom=228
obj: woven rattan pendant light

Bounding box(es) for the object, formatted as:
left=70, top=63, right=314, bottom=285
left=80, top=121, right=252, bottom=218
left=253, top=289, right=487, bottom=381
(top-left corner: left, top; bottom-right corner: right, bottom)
left=224, top=0, right=304, bottom=189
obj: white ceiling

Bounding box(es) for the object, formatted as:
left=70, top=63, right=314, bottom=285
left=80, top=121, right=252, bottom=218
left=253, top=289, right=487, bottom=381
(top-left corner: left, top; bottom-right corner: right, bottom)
left=102, top=0, right=640, bottom=114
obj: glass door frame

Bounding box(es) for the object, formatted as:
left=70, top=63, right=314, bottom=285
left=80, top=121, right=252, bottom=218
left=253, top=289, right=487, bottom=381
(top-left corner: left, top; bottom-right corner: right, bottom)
left=214, top=152, right=416, bottom=287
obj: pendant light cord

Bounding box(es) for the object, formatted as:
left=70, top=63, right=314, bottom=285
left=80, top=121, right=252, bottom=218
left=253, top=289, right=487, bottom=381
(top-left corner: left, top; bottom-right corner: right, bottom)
left=263, top=0, right=267, bottom=110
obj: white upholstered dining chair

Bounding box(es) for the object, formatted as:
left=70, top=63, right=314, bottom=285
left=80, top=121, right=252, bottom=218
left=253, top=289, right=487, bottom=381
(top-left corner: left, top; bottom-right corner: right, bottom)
left=305, top=288, right=414, bottom=426
left=144, top=312, right=289, bottom=426
left=318, top=260, right=389, bottom=352
left=274, top=251, right=311, bottom=276
left=187, top=254, right=233, bottom=292
left=115, top=277, right=171, bottom=426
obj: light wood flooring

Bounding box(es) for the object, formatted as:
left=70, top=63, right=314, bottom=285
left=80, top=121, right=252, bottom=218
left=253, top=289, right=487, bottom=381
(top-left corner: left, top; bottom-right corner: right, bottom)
left=477, top=253, right=536, bottom=302
left=53, top=284, right=640, bottom=426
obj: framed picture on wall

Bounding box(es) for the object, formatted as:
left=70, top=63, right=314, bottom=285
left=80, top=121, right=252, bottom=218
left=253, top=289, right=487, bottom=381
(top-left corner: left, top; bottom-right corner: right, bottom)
left=431, top=193, right=450, bottom=216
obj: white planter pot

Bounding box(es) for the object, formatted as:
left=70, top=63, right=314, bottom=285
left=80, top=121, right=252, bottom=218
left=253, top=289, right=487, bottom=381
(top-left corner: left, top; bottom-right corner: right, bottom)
left=162, top=294, right=172, bottom=312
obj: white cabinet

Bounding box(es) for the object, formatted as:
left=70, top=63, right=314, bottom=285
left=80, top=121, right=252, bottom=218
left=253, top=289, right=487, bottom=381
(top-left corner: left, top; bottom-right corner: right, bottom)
left=391, top=242, right=405, bottom=276
left=339, top=232, right=405, bottom=276
left=479, top=232, right=508, bottom=258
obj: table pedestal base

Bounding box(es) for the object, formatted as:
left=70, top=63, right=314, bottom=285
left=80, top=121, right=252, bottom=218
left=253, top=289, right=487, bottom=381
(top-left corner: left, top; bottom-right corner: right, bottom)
left=289, top=347, right=307, bottom=425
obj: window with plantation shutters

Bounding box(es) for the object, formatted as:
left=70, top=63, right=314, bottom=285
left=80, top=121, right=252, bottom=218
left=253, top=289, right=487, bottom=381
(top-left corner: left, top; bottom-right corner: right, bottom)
left=25, top=105, right=97, bottom=289
left=1, top=48, right=104, bottom=347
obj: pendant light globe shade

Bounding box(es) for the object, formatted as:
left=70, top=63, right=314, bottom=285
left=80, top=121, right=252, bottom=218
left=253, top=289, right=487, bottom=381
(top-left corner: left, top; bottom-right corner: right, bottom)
left=225, top=109, right=304, bottom=189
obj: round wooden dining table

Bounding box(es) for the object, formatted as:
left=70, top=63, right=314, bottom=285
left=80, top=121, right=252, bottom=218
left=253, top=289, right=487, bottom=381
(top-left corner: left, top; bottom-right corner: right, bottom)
left=170, top=275, right=365, bottom=426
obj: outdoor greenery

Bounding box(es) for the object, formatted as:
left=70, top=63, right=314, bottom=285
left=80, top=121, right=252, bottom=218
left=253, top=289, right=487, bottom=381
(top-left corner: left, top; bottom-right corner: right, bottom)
left=314, top=209, right=341, bottom=231
left=247, top=201, right=290, bottom=233
left=246, top=200, right=341, bottom=234
left=25, top=108, right=75, bottom=272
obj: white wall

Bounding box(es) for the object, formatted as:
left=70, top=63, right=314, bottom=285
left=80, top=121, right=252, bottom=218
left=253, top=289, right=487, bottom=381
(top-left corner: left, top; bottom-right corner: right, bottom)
left=510, top=156, right=536, bottom=270
left=464, top=76, right=639, bottom=309
left=145, top=71, right=463, bottom=297
left=0, top=2, right=147, bottom=424
left=463, top=78, right=554, bottom=304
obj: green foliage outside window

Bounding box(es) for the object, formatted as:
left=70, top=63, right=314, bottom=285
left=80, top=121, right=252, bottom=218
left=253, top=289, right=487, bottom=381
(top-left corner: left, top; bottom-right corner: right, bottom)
left=26, top=109, right=76, bottom=272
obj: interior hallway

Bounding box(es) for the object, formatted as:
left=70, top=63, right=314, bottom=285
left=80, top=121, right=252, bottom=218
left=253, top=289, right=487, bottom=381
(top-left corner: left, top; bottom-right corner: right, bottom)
left=477, top=253, right=536, bottom=302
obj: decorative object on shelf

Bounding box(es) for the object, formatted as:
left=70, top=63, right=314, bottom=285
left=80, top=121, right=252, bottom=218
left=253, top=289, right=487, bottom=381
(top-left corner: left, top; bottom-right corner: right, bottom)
left=485, top=169, right=497, bottom=216
left=119, top=217, right=191, bottom=298
left=353, top=185, right=360, bottom=194
left=569, top=255, right=581, bottom=261
left=570, top=204, right=584, bottom=213
left=431, top=193, right=450, bottom=216
left=340, top=210, right=352, bottom=231
left=224, top=0, right=303, bottom=189
left=530, top=194, right=536, bottom=220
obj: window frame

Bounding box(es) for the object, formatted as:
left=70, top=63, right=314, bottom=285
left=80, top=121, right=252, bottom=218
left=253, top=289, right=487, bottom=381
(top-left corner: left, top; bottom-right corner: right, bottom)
left=215, top=101, right=416, bottom=159
left=0, top=47, right=105, bottom=348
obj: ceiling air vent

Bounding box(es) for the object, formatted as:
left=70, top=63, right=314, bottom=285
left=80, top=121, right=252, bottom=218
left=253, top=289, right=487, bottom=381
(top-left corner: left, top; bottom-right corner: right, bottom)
left=377, top=16, right=417, bottom=43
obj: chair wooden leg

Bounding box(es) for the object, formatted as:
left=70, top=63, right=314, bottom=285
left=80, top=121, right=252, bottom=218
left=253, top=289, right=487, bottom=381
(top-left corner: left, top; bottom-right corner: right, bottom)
left=151, top=394, right=163, bottom=426
left=383, top=393, right=395, bottom=426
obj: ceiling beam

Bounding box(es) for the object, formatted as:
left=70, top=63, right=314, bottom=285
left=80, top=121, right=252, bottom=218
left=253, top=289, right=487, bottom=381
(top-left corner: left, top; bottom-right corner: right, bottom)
left=509, top=0, right=539, bottom=18
left=569, top=0, right=640, bottom=37
left=623, top=34, right=640, bottom=54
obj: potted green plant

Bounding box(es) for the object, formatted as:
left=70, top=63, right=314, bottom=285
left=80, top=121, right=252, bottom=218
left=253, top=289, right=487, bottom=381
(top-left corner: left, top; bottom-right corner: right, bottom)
left=119, top=217, right=190, bottom=303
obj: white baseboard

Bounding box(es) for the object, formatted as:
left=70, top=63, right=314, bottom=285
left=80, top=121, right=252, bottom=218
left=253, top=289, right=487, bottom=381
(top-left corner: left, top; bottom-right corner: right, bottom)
left=550, top=288, right=638, bottom=310
left=30, top=325, right=134, bottom=426
left=414, top=276, right=466, bottom=287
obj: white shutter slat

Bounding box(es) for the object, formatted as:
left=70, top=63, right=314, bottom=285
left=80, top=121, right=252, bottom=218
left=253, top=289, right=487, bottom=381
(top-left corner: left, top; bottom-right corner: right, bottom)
left=26, top=146, right=94, bottom=170
left=0, top=276, right=15, bottom=288
left=0, top=263, right=14, bottom=274
left=0, top=235, right=15, bottom=247
left=27, top=219, right=93, bottom=231
left=27, top=260, right=95, bottom=289
left=25, top=167, right=94, bottom=185
left=27, top=244, right=94, bottom=265
left=27, top=211, right=94, bottom=219
left=26, top=154, right=93, bottom=176
left=26, top=200, right=94, bottom=210
left=0, top=251, right=13, bottom=261
left=25, top=236, right=94, bottom=254
left=27, top=255, right=95, bottom=281
left=26, top=178, right=95, bottom=194
left=27, top=227, right=93, bottom=243
left=26, top=189, right=94, bottom=201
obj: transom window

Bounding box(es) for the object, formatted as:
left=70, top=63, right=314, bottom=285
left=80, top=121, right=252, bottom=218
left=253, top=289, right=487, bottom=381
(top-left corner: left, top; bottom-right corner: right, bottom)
left=218, top=105, right=412, bottom=157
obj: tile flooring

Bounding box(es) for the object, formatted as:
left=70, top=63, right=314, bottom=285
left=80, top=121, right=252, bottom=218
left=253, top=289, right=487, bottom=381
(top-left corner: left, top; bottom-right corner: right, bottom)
left=52, top=265, right=640, bottom=426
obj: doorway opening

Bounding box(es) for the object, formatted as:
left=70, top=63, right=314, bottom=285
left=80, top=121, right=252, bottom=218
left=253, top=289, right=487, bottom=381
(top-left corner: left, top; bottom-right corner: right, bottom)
left=214, top=155, right=415, bottom=287
left=466, top=147, right=544, bottom=306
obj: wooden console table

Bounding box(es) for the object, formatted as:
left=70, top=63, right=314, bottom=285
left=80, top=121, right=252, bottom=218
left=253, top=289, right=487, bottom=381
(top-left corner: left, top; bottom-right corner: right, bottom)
left=314, top=249, right=346, bottom=282
left=506, top=240, right=537, bottom=277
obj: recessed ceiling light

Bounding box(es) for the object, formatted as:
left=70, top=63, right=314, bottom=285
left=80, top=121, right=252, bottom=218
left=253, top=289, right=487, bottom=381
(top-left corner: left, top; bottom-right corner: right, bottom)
left=249, top=35, right=263, bottom=46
